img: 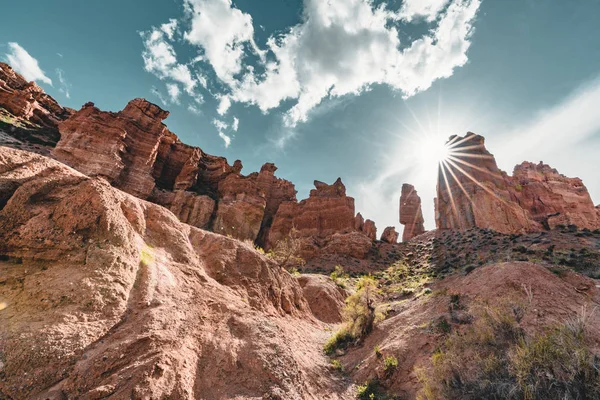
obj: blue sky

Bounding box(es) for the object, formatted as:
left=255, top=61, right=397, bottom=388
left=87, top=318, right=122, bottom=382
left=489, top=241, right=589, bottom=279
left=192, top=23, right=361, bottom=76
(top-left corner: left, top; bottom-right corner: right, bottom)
left=2, top=0, right=599, bottom=233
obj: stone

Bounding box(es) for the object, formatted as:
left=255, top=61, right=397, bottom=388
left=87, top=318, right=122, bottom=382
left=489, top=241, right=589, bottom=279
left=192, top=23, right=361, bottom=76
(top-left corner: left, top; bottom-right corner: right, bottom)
left=399, top=183, right=425, bottom=241
left=381, top=226, right=399, bottom=244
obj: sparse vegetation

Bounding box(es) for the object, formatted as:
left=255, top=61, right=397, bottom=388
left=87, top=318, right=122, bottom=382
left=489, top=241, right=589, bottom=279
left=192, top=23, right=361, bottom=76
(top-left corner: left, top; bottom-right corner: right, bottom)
left=330, top=359, right=344, bottom=372
left=324, top=276, right=379, bottom=355
left=330, top=265, right=350, bottom=288
left=267, top=228, right=306, bottom=271
left=383, top=355, right=398, bottom=377
left=417, top=303, right=600, bottom=400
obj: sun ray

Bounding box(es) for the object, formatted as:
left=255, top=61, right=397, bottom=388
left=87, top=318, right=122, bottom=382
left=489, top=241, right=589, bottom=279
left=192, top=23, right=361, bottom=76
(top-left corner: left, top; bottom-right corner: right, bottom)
left=447, top=133, right=479, bottom=149
left=444, top=158, right=508, bottom=205
left=446, top=154, right=504, bottom=180
left=442, top=159, right=475, bottom=207
left=438, top=161, right=461, bottom=229
left=449, top=152, right=495, bottom=160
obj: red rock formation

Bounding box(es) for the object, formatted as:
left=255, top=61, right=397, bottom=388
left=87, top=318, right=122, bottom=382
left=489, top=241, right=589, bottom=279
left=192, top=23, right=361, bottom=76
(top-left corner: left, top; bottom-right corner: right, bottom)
left=399, top=183, right=425, bottom=241
left=380, top=226, right=399, bottom=244
left=363, top=219, right=377, bottom=241
left=149, top=189, right=215, bottom=229
left=0, top=62, right=73, bottom=129
left=268, top=178, right=356, bottom=246
left=0, top=147, right=354, bottom=399
left=354, top=212, right=378, bottom=241
left=435, top=132, right=540, bottom=234
left=510, top=162, right=600, bottom=230
left=54, top=99, right=170, bottom=198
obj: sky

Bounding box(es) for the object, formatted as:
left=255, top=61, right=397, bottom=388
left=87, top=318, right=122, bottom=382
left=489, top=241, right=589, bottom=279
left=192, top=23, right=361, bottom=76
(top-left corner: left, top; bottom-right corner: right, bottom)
left=2, top=0, right=599, bottom=234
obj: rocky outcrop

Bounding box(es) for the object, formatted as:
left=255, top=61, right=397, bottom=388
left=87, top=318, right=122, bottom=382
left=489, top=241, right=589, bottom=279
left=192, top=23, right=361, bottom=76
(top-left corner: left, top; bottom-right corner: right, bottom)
left=355, top=212, right=377, bottom=241
left=510, top=161, right=600, bottom=230
left=399, top=183, right=425, bottom=241
left=268, top=178, right=355, bottom=245
left=0, top=62, right=73, bottom=129
left=381, top=226, right=399, bottom=244
left=435, top=132, right=600, bottom=234
left=435, top=132, right=540, bottom=234
left=149, top=189, right=215, bottom=229
left=0, top=147, right=353, bottom=399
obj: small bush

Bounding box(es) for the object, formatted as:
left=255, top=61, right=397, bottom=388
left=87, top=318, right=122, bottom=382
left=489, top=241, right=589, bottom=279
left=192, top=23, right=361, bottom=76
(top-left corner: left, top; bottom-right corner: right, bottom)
left=330, top=359, right=344, bottom=372
left=374, top=345, right=382, bottom=358
left=383, top=355, right=398, bottom=377
left=267, top=228, right=305, bottom=270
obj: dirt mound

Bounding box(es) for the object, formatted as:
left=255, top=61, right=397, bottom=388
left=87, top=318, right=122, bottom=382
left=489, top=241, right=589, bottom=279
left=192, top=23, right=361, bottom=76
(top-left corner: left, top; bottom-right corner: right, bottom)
left=0, top=147, right=353, bottom=399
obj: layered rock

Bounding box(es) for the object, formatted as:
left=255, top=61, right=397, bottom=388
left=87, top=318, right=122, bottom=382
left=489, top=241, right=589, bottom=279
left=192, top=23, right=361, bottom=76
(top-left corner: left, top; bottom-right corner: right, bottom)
left=0, top=62, right=73, bottom=129
left=0, top=147, right=354, bottom=399
left=510, top=161, right=600, bottom=230
left=399, top=183, right=425, bottom=241
left=435, top=132, right=540, bottom=234
left=381, top=226, right=399, bottom=244
left=435, top=132, right=600, bottom=234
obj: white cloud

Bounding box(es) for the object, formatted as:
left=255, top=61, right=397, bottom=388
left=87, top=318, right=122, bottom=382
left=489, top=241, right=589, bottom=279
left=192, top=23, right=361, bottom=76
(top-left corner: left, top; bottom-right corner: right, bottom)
left=397, top=0, right=451, bottom=22
left=161, top=19, right=179, bottom=40
left=140, top=27, right=197, bottom=94
left=166, top=83, right=181, bottom=104
left=55, top=68, right=71, bottom=98
left=218, top=131, right=232, bottom=147
left=179, top=0, right=480, bottom=127
left=183, top=0, right=263, bottom=84
left=151, top=86, right=169, bottom=106
left=141, top=0, right=480, bottom=146
left=232, top=116, right=239, bottom=131
left=216, top=94, right=231, bottom=115
left=212, top=118, right=232, bottom=147
left=5, top=42, right=53, bottom=85
left=188, top=103, right=203, bottom=115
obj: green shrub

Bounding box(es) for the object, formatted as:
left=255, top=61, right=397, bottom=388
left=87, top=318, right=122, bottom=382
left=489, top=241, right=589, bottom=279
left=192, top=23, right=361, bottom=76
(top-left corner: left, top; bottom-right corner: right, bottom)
left=330, top=359, right=344, bottom=372
left=383, top=355, right=398, bottom=377
left=324, top=276, right=379, bottom=354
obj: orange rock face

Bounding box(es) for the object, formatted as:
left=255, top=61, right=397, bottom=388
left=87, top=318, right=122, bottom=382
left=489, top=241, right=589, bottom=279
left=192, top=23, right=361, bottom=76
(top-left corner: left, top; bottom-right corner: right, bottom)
left=435, top=132, right=540, bottom=234
left=0, top=62, right=73, bottom=129
left=510, top=161, right=600, bottom=230
left=399, top=183, right=425, bottom=241
left=435, top=132, right=599, bottom=234
left=380, top=226, right=399, bottom=244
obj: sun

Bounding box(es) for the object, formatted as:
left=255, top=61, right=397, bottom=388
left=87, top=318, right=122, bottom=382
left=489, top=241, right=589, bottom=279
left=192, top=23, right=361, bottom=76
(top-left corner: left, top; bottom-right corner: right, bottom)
left=415, top=135, right=451, bottom=167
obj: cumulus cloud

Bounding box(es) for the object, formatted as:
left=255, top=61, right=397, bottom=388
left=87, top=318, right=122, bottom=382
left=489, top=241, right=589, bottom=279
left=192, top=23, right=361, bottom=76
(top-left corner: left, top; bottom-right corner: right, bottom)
left=141, top=0, right=481, bottom=146
left=55, top=68, right=71, bottom=98
left=5, top=42, right=52, bottom=85
left=174, top=0, right=479, bottom=128
left=232, top=116, right=239, bottom=131
left=183, top=0, right=263, bottom=84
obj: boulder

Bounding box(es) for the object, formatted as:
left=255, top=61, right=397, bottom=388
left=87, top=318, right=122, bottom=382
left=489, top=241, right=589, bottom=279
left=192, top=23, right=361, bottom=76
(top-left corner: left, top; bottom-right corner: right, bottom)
left=381, top=226, right=399, bottom=244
